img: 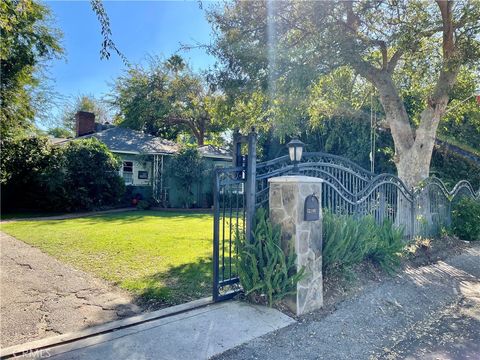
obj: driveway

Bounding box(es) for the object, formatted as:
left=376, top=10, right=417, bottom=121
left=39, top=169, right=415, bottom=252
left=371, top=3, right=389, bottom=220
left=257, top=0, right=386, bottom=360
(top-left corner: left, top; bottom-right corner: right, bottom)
left=0, top=232, right=140, bottom=348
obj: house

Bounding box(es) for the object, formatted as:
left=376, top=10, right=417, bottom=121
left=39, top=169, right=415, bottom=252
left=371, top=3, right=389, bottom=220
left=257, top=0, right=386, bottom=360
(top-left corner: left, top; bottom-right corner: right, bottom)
left=54, top=111, right=231, bottom=208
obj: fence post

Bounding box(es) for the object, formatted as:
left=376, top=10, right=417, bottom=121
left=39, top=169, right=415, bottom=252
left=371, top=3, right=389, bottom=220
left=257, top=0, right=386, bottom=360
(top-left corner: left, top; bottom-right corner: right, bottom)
left=245, top=128, right=257, bottom=242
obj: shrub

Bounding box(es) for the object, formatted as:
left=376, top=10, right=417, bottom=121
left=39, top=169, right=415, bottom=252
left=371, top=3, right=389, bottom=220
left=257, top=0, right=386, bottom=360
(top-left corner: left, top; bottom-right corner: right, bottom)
left=168, top=146, right=205, bottom=208
left=322, top=212, right=375, bottom=272
left=136, top=200, right=151, bottom=210
left=1, top=136, right=125, bottom=212
left=367, top=219, right=405, bottom=273
left=0, top=136, right=65, bottom=210
left=452, top=197, right=480, bottom=241
left=236, top=208, right=304, bottom=306
left=322, top=211, right=404, bottom=274
left=61, top=138, right=125, bottom=211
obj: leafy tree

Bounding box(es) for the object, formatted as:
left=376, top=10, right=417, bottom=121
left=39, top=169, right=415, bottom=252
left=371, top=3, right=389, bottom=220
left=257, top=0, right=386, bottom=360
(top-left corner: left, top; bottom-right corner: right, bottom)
left=438, top=69, right=480, bottom=150
left=168, top=146, right=205, bottom=208
left=165, top=54, right=186, bottom=73
left=208, top=1, right=480, bottom=188
left=109, top=56, right=225, bottom=145
left=0, top=0, right=63, bottom=138
left=60, top=94, right=110, bottom=131
left=47, top=127, right=73, bottom=138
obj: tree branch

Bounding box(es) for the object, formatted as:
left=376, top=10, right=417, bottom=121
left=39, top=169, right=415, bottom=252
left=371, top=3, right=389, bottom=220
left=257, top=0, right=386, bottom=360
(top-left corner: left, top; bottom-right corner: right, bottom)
left=387, top=49, right=403, bottom=74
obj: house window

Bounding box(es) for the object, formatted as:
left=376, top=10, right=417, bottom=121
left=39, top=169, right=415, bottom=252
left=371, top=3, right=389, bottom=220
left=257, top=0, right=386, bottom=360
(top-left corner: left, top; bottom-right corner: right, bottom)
left=138, top=170, right=148, bottom=179
left=123, top=161, right=133, bottom=184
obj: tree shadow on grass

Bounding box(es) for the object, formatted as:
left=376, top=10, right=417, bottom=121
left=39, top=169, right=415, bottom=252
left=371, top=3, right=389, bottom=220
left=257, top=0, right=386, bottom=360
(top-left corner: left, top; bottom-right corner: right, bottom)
left=130, top=258, right=213, bottom=311
left=67, top=211, right=213, bottom=226
left=3, top=210, right=213, bottom=226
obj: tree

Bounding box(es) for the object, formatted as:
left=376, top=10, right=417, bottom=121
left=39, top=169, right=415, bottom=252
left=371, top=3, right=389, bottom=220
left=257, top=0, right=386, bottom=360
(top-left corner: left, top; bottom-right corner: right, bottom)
left=0, top=0, right=63, bottom=138
left=208, top=1, right=480, bottom=188
left=0, top=136, right=64, bottom=210
left=109, top=56, right=224, bottom=145
left=60, top=94, right=110, bottom=131
left=47, top=127, right=73, bottom=138
left=1, top=135, right=124, bottom=211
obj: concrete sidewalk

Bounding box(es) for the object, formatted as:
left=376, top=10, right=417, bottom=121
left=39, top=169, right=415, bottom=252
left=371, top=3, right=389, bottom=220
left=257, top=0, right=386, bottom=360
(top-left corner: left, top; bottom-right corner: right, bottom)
left=7, top=301, right=294, bottom=360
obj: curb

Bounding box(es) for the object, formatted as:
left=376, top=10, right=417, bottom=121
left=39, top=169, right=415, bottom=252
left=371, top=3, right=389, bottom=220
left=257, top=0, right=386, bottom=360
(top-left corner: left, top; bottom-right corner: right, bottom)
left=0, top=297, right=213, bottom=359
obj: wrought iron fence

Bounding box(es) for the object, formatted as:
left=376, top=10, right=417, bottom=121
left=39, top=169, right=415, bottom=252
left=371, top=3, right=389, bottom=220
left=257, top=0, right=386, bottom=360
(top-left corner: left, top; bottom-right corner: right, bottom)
left=255, top=151, right=479, bottom=239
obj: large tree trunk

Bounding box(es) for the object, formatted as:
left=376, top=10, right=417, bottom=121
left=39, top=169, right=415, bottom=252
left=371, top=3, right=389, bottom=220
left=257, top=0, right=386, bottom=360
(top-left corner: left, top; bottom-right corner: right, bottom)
left=375, top=74, right=450, bottom=189
left=345, top=1, right=459, bottom=190
left=394, top=131, right=437, bottom=189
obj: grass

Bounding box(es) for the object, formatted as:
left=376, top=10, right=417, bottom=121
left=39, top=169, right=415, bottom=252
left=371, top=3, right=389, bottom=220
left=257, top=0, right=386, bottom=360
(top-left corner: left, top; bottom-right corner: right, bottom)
left=1, top=210, right=213, bottom=307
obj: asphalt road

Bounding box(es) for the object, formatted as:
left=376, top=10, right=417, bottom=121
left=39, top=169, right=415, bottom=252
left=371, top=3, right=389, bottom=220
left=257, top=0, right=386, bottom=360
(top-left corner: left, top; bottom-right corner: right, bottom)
left=0, top=232, right=140, bottom=348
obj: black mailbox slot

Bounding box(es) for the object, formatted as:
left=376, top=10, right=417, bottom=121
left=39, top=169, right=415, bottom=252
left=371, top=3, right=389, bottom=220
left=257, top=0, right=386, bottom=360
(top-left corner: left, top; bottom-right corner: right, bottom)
left=304, top=194, right=319, bottom=221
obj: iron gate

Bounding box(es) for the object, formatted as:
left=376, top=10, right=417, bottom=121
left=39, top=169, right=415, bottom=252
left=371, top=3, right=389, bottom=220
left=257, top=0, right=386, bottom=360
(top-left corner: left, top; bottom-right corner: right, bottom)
left=212, top=130, right=479, bottom=301
left=212, top=130, right=256, bottom=301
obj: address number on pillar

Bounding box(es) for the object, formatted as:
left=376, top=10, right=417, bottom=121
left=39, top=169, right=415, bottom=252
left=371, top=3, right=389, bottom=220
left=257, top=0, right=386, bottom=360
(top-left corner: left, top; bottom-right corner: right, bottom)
left=304, top=194, right=319, bottom=221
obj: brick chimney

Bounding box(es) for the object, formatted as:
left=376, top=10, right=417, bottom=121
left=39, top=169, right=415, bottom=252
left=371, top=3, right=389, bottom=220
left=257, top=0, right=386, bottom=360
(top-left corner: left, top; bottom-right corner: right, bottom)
left=75, top=111, right=96, bottom=137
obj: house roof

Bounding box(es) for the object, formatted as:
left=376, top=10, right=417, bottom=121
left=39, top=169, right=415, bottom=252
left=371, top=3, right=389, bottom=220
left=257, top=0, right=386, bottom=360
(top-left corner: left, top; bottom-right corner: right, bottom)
left=85, top=126, right=180, bottom=155
left=198, top=145, right=232, bottom=160
left=53, top=126, right=232, bottom=159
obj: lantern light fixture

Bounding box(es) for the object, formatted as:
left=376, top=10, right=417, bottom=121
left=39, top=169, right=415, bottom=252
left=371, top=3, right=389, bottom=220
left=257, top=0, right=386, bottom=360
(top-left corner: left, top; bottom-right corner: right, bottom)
left=287, top=139, right=304, bottom=174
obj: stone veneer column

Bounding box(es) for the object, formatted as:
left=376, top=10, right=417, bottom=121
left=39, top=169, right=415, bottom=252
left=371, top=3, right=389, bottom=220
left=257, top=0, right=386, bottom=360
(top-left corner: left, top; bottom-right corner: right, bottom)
left=268, top=176, right=323, bottom=315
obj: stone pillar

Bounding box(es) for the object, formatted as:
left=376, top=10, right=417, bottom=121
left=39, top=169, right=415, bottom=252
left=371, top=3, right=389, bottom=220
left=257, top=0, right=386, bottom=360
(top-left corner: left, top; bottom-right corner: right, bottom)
left=268, top=176, right=323, bottom=315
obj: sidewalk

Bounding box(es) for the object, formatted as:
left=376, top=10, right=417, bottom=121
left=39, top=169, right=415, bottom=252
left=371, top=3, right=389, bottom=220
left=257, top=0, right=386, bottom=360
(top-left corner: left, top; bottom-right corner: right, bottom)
left=3, top=301, right=294, bottom=360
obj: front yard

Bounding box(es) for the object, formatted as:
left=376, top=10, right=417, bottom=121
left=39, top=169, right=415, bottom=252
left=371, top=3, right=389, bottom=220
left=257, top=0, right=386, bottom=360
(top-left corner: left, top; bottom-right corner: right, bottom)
left=1, top=211, right=213, bottom=308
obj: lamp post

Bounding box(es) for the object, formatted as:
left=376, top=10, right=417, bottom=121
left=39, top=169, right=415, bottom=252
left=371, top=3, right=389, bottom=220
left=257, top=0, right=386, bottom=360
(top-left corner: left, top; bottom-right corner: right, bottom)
left=287, top=139, right=304, bottom=174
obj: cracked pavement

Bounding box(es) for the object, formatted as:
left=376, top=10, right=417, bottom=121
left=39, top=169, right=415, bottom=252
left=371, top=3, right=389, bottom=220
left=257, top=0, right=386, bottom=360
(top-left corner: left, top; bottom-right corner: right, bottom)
left=0, top=232, right=141, bottom=348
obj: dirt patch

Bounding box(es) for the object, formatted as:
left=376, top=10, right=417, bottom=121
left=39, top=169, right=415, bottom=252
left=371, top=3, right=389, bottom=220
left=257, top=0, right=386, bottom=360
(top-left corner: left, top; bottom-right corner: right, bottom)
left=320, top=235, right=471, bottom=316
left=0, top=232, right=142, bottom=348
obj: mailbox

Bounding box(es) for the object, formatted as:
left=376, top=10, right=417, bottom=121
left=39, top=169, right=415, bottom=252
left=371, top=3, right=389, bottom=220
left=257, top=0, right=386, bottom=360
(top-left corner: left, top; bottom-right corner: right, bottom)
left=304, top=194, right=319, bottom=221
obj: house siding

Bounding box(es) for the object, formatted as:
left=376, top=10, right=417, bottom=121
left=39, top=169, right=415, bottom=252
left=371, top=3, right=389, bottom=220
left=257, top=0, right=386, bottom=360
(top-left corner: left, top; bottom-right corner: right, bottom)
left=116, top=153, right=152, bottom=187
left=114, top=152, right=231, bottom=209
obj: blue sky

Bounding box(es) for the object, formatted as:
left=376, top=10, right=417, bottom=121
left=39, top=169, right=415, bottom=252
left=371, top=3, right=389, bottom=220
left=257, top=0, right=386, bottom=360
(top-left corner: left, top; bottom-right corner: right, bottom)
left=45, top=0, right=216, bottom=124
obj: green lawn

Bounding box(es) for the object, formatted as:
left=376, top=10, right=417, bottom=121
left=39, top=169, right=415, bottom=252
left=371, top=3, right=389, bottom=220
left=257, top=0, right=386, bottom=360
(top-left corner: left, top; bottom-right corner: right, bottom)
left=1, top=211, right=213, bottom=307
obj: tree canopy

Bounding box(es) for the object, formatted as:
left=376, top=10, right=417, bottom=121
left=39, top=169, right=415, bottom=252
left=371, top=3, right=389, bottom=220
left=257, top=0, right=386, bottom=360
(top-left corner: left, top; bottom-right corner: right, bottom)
left=59, top=94, right=110, bottom=132
left=108, top=56, right=225, bottom=145
left=0, top=0, right=63, bottom=138
left=207, top=0, right=480, bottom=187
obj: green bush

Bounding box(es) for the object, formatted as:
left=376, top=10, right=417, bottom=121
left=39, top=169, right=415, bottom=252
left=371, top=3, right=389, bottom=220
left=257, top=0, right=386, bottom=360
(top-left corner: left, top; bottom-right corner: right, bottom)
left=1, top=136, right=65, bottom=210
left=236, top=208, right=304, bottom=306
left=322, top=211, right=404, bottom=274
left=136, top=200, right=151, bottom=210
left=168, top=146, right=205, bottom=208
left=61, top=138, right=125, bottom=211
left=367, top=219, right=405, bottom=273
left=452, top=197, right=480, bottom=241
left=1, top=136, right=125, bottom=212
